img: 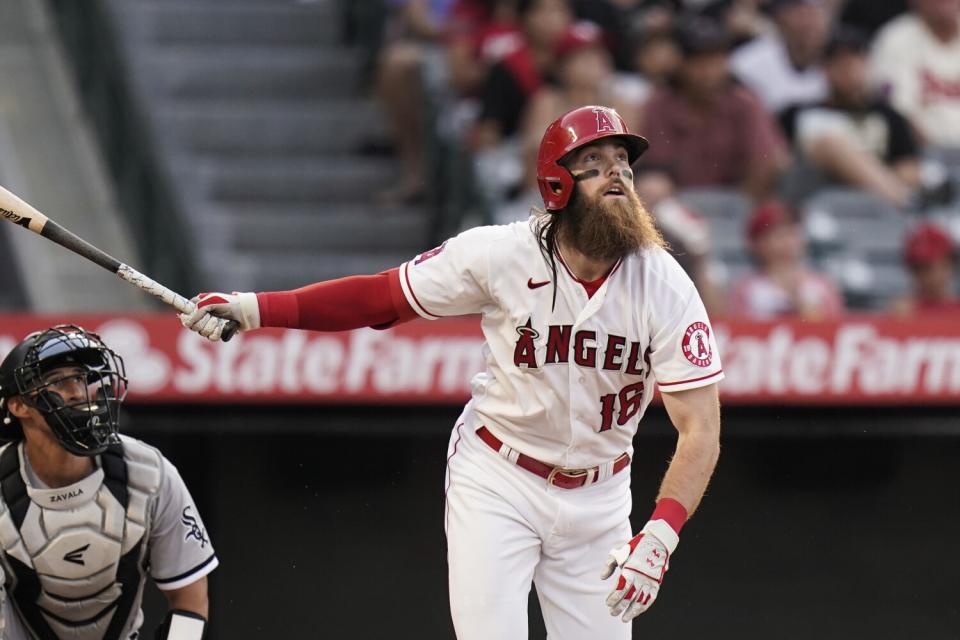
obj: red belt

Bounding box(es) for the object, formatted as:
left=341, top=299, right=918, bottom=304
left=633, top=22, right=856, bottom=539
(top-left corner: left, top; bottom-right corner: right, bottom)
left=476, top=426, right=630, bottom=489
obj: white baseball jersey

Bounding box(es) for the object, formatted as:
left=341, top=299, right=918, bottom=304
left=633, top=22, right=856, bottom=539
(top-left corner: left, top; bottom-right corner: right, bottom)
left=869, top=13, right=960, bottom=145
left=399, top=216, right=724, bottom=469
left=0, top=435, right=217, bottom=639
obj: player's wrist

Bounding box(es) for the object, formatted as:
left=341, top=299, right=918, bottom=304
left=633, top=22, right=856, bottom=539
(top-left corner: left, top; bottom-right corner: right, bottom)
left=650, top=497, right=688, bottom=536
left=640, top=498, right=688, bottom=555
left=235, top=292, right=261, bottom=330
left=155, top=609, right=206, bottom=640
left=256, top=291, right=297, bottom=328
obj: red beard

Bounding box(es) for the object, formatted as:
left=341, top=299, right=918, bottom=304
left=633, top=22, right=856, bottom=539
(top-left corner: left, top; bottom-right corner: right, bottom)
left=560, top=182, right=663, bottom=261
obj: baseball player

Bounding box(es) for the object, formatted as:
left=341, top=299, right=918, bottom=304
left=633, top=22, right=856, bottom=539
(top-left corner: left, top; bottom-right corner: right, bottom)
left=0, top=325, right=217, bottom=639
left=180, top=105, right=722, bottom=639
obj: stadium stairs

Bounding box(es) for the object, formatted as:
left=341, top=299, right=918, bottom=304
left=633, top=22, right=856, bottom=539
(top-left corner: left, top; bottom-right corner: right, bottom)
left=0, top=0, right=145, bottom=311
left=102, top=0, right=430, bottom=292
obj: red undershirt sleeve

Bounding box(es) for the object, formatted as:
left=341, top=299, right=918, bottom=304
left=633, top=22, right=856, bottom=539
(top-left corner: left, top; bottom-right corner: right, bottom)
left=256, top=268, right=418, bottom=332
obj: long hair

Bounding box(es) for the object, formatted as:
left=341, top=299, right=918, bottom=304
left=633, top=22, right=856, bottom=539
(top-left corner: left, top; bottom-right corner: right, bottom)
left=534, top=208, right=562, bottom=311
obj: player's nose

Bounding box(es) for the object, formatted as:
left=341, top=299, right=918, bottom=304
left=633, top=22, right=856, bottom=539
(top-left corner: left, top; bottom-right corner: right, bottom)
left=58, top=377, right=87, bottom=403
left=603, top=155, right=628, bottom=178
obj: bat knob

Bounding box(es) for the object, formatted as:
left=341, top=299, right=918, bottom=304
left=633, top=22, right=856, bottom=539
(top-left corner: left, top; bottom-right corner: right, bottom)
left=220, top=319, right=241, bottom=342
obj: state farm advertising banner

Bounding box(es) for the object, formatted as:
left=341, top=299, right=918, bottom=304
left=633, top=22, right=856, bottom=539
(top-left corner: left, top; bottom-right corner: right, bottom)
left=0, top=314, right=958, bottom=405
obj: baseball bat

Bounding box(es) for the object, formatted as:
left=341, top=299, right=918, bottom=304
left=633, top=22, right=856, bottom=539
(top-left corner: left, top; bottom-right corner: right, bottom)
left=0, top=185, right=239, bottom=341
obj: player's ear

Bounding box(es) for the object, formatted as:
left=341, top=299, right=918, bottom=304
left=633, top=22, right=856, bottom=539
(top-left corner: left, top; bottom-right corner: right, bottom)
left=6, top=396, right=31, bottom=419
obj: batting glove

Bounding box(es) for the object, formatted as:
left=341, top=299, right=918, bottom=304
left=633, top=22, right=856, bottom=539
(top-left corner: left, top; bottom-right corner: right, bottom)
left=179, top=291, right=260, bottom=341
left=600, top=519, right=678, bottom=622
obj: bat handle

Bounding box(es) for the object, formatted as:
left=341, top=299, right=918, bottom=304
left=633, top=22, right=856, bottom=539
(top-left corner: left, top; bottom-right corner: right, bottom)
left=220, top=320, right=240, bottom=342
left=116, top=264, right=241, bottom=342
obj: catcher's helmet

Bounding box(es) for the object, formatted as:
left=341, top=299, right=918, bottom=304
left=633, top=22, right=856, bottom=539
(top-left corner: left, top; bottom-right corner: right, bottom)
left=536, top=105, right=649, bottom=211
left=0, top=325, right=127, bottom=456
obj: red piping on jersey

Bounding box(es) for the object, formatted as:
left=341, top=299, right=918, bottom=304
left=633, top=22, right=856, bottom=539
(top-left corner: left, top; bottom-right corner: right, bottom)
left=657, top=369, right=724, bottom=387
left=555, top=253, right=622, bottom=299
left=403, top=263, right=442, bottom=319
left=257, top=268, right=417, bottom=331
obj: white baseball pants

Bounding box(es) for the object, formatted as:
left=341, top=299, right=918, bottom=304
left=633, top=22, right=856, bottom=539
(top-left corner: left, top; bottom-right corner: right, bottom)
left=445, top=422, right=633, bottom=640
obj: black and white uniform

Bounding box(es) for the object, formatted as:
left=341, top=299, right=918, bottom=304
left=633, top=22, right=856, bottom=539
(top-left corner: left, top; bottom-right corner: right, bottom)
left=0, top=435, right=217, bottom=640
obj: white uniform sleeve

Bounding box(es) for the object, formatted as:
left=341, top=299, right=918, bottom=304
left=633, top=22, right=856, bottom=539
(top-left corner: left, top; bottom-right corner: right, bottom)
left=646, top=254, right=724, bottom=393
left=398, top=226, right=496, bottom=319
left=149, top=457, right=218, bottom=591
left=869, top=23, right=920, bottom=127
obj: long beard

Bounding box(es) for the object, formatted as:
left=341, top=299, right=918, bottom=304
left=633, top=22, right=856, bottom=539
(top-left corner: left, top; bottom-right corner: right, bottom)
left=559, top=185, right=664, bottom=261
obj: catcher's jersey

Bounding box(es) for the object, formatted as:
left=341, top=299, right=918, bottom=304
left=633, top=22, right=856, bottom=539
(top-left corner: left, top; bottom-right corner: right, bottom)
left=0, top=435, right=217, bottom=640
left=399, top=217, right=724, bottom=468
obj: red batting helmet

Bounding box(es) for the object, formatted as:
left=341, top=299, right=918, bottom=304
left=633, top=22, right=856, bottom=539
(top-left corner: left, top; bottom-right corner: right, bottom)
left=536, top=105, right=649, bottom=211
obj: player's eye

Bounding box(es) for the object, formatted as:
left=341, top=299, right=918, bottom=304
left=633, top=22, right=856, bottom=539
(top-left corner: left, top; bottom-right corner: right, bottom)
left=45, top=375, right=83, bottom=392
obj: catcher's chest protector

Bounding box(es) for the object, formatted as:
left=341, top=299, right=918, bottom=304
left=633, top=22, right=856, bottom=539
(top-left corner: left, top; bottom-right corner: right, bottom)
left=0, top=440, right=162, bottom=640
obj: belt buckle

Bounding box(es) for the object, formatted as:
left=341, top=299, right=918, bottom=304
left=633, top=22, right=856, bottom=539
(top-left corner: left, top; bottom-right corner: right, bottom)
left=546, top=466, right=589, bottom=487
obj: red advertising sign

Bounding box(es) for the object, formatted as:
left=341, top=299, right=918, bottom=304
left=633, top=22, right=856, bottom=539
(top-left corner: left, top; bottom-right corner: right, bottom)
left=0, top=314, right=958, bottom=405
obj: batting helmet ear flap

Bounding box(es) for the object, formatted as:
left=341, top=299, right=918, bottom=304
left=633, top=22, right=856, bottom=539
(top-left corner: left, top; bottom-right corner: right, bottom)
left=537, top=170, right=575, bottom=211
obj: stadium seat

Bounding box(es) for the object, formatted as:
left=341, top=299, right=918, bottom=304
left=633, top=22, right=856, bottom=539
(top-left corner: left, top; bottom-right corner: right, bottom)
left=676, top=188, right=752, bottom=262
left=802, top=189, right=910, bottom=308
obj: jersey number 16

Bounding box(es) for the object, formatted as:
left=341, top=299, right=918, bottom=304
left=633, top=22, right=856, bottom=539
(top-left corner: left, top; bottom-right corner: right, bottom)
left=598, top=382, right=645, bottom=432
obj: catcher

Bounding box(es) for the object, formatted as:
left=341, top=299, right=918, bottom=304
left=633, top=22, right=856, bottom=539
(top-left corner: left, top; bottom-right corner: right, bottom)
left=0, top=325, right=217, bottom=639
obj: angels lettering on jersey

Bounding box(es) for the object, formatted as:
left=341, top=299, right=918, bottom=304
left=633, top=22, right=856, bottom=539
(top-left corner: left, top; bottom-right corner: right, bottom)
left=398, top=220, right=724, bottom=468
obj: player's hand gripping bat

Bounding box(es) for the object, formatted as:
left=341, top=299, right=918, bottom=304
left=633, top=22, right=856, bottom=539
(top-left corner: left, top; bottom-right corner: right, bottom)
left=0, top=185, right=239, bottom=341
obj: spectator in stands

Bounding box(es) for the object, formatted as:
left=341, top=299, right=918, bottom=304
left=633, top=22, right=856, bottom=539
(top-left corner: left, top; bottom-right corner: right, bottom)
left=891, top=222, right=960, bottom=313
left=722, top=0, right=775, bottom=45
left=628, top=24, right=682, bottom=90
left=446, top=0, right=522, bottom=99
left=639, top=19, right=790, bottom=200
left=839, top=0, right=908, bottom=38
left=472, top=0, right=573, bottom=149
left=730, top=200, right=845, bottom=318
left=780, top=27, right=923, bottom=209
left=731, top=0, right=830, bottom=114
left=376, top=0, right=459, bottom=203
left=869, top=0, right=960, bottom=146
left=634, top=166, right=725, bottom=315
left=569, top=0, right=646, bottom=71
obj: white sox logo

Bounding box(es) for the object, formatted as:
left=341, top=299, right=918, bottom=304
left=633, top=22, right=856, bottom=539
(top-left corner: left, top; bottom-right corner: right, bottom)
left=682, top=322, right=712, bottom=368
left=593, top=107, right=617, bottom=133
left=181, top=506, right=209, bottom=548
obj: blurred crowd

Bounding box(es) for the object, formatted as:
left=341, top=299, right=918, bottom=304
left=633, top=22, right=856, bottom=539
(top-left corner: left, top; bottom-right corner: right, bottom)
left=371, top=0, right=960, bottom=319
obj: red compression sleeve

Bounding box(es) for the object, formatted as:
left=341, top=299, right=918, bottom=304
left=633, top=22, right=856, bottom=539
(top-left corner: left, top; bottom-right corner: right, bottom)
left=256, top=268, right=417, bottom=331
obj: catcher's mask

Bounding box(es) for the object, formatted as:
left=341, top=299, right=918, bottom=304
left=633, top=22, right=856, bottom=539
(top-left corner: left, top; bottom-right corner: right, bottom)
left=0, top=325, right=127, bottom=456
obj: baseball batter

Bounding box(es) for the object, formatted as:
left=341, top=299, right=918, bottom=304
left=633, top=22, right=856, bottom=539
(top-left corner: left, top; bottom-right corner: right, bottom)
left=181, top=105, right=722, bottom=639
left=0, top=325, right=217, bottom=639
